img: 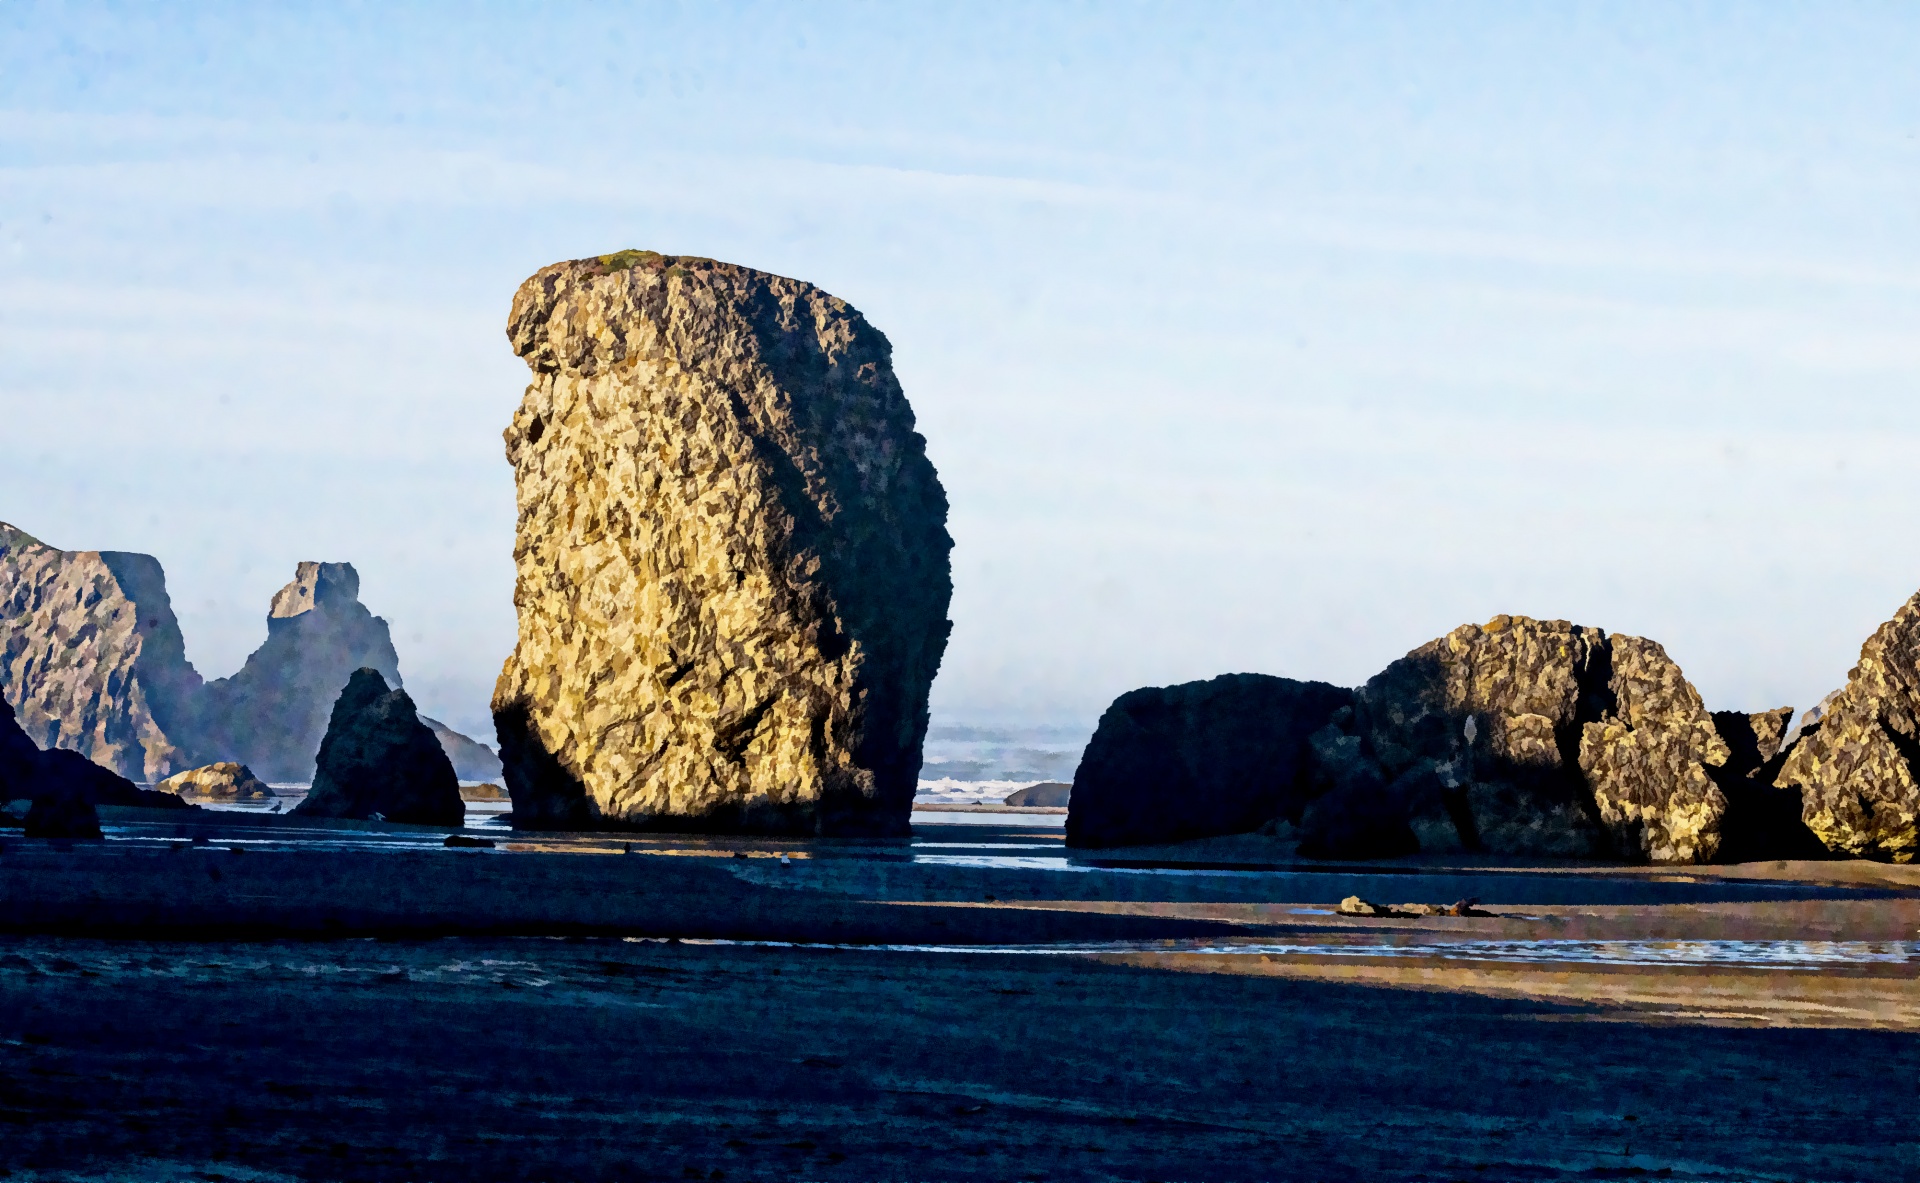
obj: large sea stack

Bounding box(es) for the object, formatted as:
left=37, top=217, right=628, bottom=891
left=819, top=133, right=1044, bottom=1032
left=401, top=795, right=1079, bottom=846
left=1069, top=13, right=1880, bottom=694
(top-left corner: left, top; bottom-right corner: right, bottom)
left=0, top=522, right=204, bottom=781
left=491, top=252, right=953, bottom=836
left=292, top=668, right=463, bottom=825
left=1774, top=591, right=1920, bottom=862
left=196, top=562, right=403, bottom=783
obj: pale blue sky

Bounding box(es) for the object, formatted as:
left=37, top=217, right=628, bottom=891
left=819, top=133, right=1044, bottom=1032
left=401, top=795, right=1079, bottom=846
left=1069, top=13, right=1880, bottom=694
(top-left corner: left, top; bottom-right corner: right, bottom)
left=5, top=3, right=1920, bottom=739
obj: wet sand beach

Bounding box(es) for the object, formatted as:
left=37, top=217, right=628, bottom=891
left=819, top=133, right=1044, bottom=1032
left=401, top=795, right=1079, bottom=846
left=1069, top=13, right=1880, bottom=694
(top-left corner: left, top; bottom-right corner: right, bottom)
left=0, top=808, right=1916, bottom=1180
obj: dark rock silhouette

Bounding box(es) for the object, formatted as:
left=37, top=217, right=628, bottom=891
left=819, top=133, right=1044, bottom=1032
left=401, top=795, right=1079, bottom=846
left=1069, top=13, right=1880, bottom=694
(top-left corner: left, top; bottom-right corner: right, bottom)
left=197, top=563, right=402, bottom=784
left=1065, top=674, right=1352, bottom=848
left=24, top=792, right=101, bottom=840
left=0, top=698, right=191, bottom=827
left=1706, top=708, right=1828, bottom=863
left=492, top=252, right=952, bottom=837
left=1004, top=782, right=1070, bottom=807
left=293, top=669, right=463, bottom=825
left=422, top=718, right=503, bottom=782
left=0, top=522, right=205, bottom=780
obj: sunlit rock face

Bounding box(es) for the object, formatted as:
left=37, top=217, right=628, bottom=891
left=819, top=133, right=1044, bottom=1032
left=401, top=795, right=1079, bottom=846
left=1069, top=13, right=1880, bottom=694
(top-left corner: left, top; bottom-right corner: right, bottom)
left=196, top=562, right=403, bottom=783
left=492, top=251, right=952, bottom=836
left=1332, top=615, right=1731, bottom=863
left=292, top=668, right=462, bottom=825
left=155, top=761, right=275, bottom=802
left=0, top=522, right=204, bottom=781
left=1774, top=591, right=1920, bottom=862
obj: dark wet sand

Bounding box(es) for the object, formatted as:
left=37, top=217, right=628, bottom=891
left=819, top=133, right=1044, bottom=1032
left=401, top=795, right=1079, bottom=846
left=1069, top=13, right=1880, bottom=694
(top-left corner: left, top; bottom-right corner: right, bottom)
left=0, top=813, right=1916, bottom=1180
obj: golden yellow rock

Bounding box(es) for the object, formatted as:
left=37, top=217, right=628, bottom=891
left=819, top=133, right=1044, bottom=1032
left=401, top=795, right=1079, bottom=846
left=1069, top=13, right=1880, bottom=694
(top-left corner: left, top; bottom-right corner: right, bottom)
left=491, top=252, right=952, bottom=836
left=155, top=762, right=274, bottom=800
left=1775, top=590, right=1920, bottom=861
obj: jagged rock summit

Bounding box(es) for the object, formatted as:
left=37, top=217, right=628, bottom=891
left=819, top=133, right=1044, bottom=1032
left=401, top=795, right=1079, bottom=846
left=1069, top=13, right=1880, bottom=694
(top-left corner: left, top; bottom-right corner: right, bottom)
left=492, top=251, right=953, bottom=836
left=1774, top=591, right=1920, bottom=862
left=196, top=562, right=402, bottom=783
left=293, top=668, right=463, bottom=825
left=0, top=521, right=203, bottom=781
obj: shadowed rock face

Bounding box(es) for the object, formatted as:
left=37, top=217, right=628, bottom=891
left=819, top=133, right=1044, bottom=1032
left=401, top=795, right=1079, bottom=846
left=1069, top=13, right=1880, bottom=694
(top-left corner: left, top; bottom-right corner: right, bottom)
left=1065, top=674, right=1353, bottom=848
left=196, top=563, right=402, bottom=784
left=292, top=669, right=462, bottom=825
left=1315, top=616, right=1731, bottom=863
left=492, top=252, right=952, bottom=837
left=0, top=697, right=189, bottom=817
left=1774, top=591, right=1920, bottom=862
left=1709, top=708, right=1829, bottom=864
left=0, top=522, right=205, bottom=781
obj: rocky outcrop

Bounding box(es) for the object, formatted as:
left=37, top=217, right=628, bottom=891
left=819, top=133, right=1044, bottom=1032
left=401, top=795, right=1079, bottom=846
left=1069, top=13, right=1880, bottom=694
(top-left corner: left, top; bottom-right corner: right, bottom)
left=196, top=563, right=402, bottom=783
left=1, top=526, right=413, bottom=787
left=292, top=669, right=463, bottom=825
left=1311, top=616, right=1731, bottom=863
left=423, top=718, right=503, bottom=782
left=1773, top=592, right=1920, bottom=862
left=156, top=762, right=275, bottom=801
left=1065, top=674, right=1353, bottom=848
left=1004, top=782, right=1070, bottom=807
left=491, top=252, right=952, bottom=837
left=0, top=522, right=204, bottom=781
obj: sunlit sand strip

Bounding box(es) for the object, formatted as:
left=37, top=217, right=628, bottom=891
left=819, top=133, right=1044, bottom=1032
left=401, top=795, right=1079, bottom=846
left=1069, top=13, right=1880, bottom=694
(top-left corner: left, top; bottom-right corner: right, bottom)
left=1120, top=953, right=1920, bottom=1030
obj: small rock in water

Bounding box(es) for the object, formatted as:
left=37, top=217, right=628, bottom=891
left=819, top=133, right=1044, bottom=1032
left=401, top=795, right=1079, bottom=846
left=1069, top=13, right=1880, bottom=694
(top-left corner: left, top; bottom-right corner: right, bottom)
left=444, top=835, right=495, bottom=849
left=1336, top=895, right=1388, bottom=917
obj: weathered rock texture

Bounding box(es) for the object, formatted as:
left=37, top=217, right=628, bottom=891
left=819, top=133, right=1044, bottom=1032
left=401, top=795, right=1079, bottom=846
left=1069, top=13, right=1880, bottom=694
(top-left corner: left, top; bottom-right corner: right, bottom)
left=1313, top=615, right=1731, bottom=863
left=0, top=522, right=204, bottom=781
left=197, top=563, right=402, bottom=783
left=492, top=252, right=952, bottom=837
left=423, top=717, right=503, bottom=782
left=1774, top=591, right=1920, bottom=861
left=156, top=762, right=274, bottom=801
left=1065, top=674, right=1353, bottom=848
left=292, top=669, right=462, bottom=825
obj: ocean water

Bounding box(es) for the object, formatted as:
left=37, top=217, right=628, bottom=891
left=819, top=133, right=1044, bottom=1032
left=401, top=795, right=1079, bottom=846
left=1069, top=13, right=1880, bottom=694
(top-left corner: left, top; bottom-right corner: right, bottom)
left=915, top=722, right=1088, bottom=804
left=661, top=936, right=1920, bottom=970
